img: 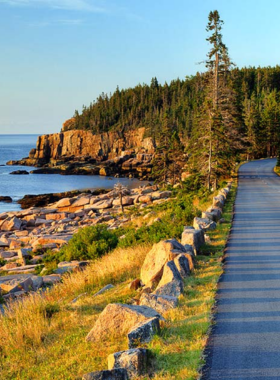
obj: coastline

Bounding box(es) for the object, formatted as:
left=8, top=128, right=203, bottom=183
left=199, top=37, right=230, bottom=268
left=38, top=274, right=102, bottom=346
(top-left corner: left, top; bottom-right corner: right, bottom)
left=0, top=182, right=169, bottom=299
left=0, top=170, right=150, bottom=214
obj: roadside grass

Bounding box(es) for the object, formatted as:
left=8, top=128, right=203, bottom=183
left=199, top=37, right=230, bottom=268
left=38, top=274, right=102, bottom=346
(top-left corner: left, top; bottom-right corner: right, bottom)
left=149, top=183, right=237, bottom=380
left=0, top=245, right=150, bottom=379
left=0, top=183, right=236, bottom=380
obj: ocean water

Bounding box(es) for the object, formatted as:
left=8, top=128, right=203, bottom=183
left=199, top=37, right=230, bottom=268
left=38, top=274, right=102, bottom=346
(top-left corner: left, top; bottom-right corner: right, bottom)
left=0, top=134, right=147, bottom=213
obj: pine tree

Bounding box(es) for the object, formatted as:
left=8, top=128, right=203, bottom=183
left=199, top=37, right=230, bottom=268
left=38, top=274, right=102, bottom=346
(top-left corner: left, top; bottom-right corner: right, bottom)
left=187, top=10, right=242, bottom=189
left=151, top=112, right=172, bottom=184
left=243, top=93, right=260, bottom=159
left=168, top=130, right=185, bottom=185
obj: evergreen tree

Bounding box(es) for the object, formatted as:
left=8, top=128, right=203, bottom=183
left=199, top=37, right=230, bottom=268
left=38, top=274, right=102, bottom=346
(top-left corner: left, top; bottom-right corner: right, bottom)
left=187, top=10, right=241, bottom=189
left=168, top=130, right=186, bottom=185
left=151, top=112, right=172, bottom=184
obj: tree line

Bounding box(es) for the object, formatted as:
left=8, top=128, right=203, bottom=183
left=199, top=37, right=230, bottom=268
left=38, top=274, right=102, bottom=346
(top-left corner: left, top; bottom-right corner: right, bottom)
left=67, top=11, right=280, bottom=188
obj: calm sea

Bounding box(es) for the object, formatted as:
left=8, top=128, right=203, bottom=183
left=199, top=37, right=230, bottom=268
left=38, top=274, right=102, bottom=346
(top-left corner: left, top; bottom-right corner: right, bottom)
left=0, top=134, right=147, bottom=213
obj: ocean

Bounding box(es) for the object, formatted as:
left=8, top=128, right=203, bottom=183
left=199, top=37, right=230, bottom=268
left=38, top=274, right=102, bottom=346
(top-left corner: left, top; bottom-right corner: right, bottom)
left=0, top=134, right=147, bottom=213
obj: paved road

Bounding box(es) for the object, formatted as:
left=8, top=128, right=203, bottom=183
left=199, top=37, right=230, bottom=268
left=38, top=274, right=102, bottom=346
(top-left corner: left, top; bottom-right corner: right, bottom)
left=203, top=158, right=280, bottom=380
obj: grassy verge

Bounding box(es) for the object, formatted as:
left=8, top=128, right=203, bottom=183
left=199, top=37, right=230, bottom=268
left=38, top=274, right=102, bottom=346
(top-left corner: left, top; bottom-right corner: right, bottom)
left=149, top=183, right=237, bottom=380
left=0, top=245, right=151, bottom=379
left=0, top=183, right=236, bottom=380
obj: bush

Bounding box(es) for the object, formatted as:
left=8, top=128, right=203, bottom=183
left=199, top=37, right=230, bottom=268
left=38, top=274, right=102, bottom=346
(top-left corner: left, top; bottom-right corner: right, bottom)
left=56, top=224, right=118, bottom=262
left=118, top=194, right=199, bottom=248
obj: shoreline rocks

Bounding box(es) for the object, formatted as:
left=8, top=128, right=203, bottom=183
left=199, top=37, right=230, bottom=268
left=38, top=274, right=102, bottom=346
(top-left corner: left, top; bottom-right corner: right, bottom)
left=17, top=189, right=106, bottom=209
left=0, top=184, right=171, bottom=300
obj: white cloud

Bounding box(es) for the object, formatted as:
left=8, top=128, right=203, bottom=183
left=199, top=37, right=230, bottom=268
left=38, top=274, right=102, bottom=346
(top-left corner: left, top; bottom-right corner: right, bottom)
left=29, top=18, right=83, bottom=26
left=0, top=0, right=105, bottom=12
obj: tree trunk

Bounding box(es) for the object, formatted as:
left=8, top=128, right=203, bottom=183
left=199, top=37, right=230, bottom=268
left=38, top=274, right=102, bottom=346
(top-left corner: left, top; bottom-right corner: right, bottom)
left=214, top=52, right=219, bottom=108
left=208, top=134, right=212, bottom=190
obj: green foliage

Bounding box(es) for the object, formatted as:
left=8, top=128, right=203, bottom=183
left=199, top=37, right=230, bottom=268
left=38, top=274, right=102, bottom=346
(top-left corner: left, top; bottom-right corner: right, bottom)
left=118, top=193, right=199, bottom=248
left=42, top=262, right=57, bottom=276
left=56, top=225, right=118, bottom=262
left=182, top=174, right=205, bottom=193
left=69, top=64, right=280, bottom=164
left=34, top=264, right=44, bottom=276
left=152, top=113, right=185, bottom=185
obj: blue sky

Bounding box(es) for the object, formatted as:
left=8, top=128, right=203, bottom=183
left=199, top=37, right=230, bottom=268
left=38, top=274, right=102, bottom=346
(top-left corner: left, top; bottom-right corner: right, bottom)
left=0, top=0, right=280, bottom=134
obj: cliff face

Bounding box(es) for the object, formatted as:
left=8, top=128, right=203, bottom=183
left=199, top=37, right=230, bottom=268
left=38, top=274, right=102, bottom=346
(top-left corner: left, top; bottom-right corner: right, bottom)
left=29, top=127, right=155, bottom=164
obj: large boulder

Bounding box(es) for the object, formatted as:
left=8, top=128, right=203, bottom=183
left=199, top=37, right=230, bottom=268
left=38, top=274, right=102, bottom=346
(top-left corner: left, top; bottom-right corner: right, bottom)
left=128, top=317, right=160, bottom=348
left=140, top=293, right=178, bottom=313
left=0, top=274, right=33, bottom=293
left=91, top=199, right=113, bottom=210
left=108, top=348, right=149, bottom=379
left=82, top=369, right=128, bottom=380
left=1, top=216, right=22, bottom=231
left=155, top=260, right=184, bottom=298
left=205, top=206, right=222, bottom=222
left=85, top=303, right=163, bottom=343
left=193, top=217, right=217, bottom=232
left=112, top=197, right=134, bottom=207
left=181, top=226, right=205, bottom=255
left=140, top=239, right=186, bottom=285
left=71, top=196, right=90, bottom=208
left=56, top=198, right=73, bottom=208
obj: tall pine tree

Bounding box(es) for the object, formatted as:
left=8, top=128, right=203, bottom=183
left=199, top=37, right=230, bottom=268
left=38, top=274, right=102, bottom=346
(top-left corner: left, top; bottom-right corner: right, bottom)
left=187, top=10, right=242, bottom=189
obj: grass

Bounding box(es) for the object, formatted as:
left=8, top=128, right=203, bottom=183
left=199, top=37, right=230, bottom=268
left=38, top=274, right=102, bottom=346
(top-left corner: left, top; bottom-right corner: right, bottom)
left=0, top=182, right=236, bottom=380
left=0, top=245, right=150, bottom=379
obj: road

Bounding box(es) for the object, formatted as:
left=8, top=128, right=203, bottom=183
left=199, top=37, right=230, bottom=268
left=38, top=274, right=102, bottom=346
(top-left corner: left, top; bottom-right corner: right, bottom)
left=202, top=158, right=280, bottom=380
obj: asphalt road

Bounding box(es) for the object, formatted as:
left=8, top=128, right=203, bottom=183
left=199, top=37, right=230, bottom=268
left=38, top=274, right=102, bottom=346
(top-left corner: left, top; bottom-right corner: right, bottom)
left=202, top=158, right=280, bottom=380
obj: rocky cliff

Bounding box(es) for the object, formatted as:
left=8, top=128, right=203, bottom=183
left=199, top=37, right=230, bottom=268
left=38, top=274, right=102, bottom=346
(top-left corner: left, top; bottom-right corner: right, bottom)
left=7, top=127, right=155, bottom=179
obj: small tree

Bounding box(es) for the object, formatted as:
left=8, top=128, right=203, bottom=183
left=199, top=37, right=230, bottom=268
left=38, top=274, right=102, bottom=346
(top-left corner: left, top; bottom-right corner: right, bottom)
left=113, top=182, right=128, bottom=213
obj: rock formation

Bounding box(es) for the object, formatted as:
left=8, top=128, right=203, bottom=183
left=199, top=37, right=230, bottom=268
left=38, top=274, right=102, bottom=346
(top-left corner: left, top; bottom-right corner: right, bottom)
left=7, top=126, right=156, bottom=179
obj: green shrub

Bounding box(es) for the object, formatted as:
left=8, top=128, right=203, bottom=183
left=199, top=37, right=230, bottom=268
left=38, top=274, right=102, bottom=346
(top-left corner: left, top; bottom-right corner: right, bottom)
left=56, top=224, right=118, bottom=262
left=118, top=194, right=199, bottom=248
